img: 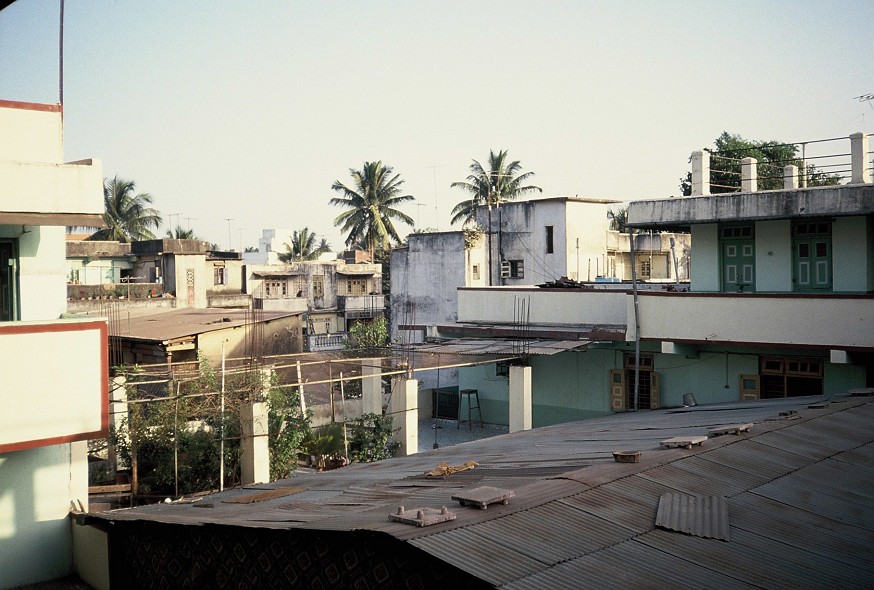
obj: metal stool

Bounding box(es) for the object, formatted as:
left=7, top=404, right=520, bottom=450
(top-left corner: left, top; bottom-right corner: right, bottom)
left=458, top=389, right=483, bottom=430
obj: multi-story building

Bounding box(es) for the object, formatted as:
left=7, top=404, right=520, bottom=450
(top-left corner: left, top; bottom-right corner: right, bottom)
left=246, top=259, right=384, bottom=351
left=130, top=239, right=244, bottom=308
left=429, top=133, right=873, bottom=430
left=0, top=100, right=107, bottom=587
left=391, top=198, right=689, bottom=392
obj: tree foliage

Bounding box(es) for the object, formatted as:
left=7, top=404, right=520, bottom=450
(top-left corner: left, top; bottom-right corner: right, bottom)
left=89, top=176, right=162, bottom=242
left=112, top=357, right=309, bottom=497
left=348, top=413, right=399, bottom=463
left=346, top=317, right=389, bottom=349
left=680, top=132, right=842, bottom=196
left=330, top=161, right=415, bottom=253
left=166, top=225, right=197, bottom=240
left=450, top=149, right=542, bottom=226
left=278, top=227, right=331, bottom=262
left=608, top=208, right=628, bottom=233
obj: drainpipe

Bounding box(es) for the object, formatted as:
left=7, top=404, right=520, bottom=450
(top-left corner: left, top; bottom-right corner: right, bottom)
left=670, top=237, right=679, bottom=285
left=487, top=203, right=493, bottom=286
left=497, top=202, right=504, bottom=286
left=629, top=232, right=641, bottom=411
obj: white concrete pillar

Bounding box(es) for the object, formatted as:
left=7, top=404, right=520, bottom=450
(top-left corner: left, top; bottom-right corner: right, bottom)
left=361, top=360, right=382, bottom=416
left=509, top=365, right=532, bottom=433
left=388, top=377, right=418, bottom=456
left=71, top=440, right=89, bottom=512
left=691, top=150, right=710, bottom=196
left=109, top=376, right=128, bottom=471
left=783, top=165, right=799, bottom=189
left=741, top=157, right=757, bottom=192
left=241, top=400, right=270, bottom=485
left=850, top=132, right=872, bottom=183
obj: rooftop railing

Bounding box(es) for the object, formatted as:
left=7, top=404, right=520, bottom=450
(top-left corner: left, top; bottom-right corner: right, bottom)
left=690, top=133, right=873, bottom=196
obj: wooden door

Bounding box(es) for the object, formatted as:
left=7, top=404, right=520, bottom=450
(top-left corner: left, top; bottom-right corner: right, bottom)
left=610, top=369, right=625, bottom=410
left=649, top=372, right=660, bottom=409
left=739, top=374, right=760, bottom=400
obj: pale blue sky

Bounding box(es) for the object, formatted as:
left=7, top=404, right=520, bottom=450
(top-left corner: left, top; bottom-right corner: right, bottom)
left=1, top=0, right=872, bottom=250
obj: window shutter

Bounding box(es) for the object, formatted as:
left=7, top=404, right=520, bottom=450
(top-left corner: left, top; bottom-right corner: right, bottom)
left=610, top=369, right=625, bottom=411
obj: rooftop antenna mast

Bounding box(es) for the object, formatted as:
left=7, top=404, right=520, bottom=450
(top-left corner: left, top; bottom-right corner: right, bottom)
left=855, top=94, right=874, bottom=130
left=58, top=0, right=64, bottom=108
left=429, top=165, right=441, bottom=230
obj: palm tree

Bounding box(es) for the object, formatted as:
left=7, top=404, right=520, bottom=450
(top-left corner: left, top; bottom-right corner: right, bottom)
left=330, top=161, right=415, bottom=256
left=608, top=208, right=628, bottom=233
left=450, top=150, right=541, bottom=226
left=278, top=228, right=331, bottom=262
left=88, top=176, right=162, bottom=242
left=166, top=226, right=197, bottom=239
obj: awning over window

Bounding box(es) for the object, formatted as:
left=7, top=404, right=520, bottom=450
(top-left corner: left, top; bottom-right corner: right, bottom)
left=337, top=267, right=377, bottom=276
left=252, top=269, right=305, bottom=277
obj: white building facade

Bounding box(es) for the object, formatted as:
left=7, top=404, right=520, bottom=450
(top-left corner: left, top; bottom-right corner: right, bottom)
left=0, top=100, right=108, bottom=588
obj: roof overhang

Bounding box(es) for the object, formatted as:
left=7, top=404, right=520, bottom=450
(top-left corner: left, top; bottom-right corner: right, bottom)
left=0, top=212, right=104, bottom=227
left=436, top=322, right=626, bottom=342
left=252, top=269, right=305, bottom=277
left=627, top=184, right=874, bottom=230
left=414, top=337, right=590, bottom=356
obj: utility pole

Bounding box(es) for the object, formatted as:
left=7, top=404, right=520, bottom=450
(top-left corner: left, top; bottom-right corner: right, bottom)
left=225, top=218, right=234, bottom=251
left=428, top=165, right=441, bottom=230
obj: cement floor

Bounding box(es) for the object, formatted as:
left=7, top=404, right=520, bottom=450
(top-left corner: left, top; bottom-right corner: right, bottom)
left=417, top=418, right=508, bottom=453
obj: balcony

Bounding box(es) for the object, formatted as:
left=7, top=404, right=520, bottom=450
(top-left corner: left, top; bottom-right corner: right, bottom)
left=254, top=296, right=308, bottom=313
left=634, top=291, right=874, bottom=350
left=0, top=318, right=108, bottom=453
left=307, top=332, right=348, bottom=352
left=0, top=159, right=104, bottom=224
left=454, top=287, right=627, bottom=339
left=338, top=294, right=385, bottom=319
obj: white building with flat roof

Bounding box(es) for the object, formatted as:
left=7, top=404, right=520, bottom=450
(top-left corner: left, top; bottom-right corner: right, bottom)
left=0, top=100, right=108, bottom=588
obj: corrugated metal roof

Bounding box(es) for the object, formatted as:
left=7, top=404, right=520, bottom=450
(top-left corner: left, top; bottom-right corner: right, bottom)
left=92, top=396, right=874, bottom=589
left=107, top=308, right=300, bottom=341
left=655, top=492, right=729, bottom=540
left=501, top=540, right=759, bottom=590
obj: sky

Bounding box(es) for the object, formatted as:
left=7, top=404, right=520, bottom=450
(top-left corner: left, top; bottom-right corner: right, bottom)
left=1, top=0, right=872, bottom=251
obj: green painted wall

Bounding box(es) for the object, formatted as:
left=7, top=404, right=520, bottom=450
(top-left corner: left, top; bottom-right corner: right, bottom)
left=530, top=349, right=615, bottom=426
left=459, top=344, right=868, bottom=428
left=691, top=224, right=719, bottom=292
left=458, top=363, right=509, bottom=425
left=655, top=350, right=758, bottom=405
left=824, top=362, right=866, bottom=395
left=755, top=220, right=791, bottom=292
left=833, top=216, right=869, bottom=292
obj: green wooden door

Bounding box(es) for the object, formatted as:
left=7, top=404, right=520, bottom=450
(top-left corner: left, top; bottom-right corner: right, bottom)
left=721, top=225, right=755, bottom=292
left=793, top=221, right=832, bottom=292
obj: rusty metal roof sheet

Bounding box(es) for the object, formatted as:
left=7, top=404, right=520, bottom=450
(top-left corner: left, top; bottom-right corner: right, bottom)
left=655, top=492, right=729, bottom=540
left=107, top=307, right=301, bottom=341
left=91, top=396, right=874, bottom=589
